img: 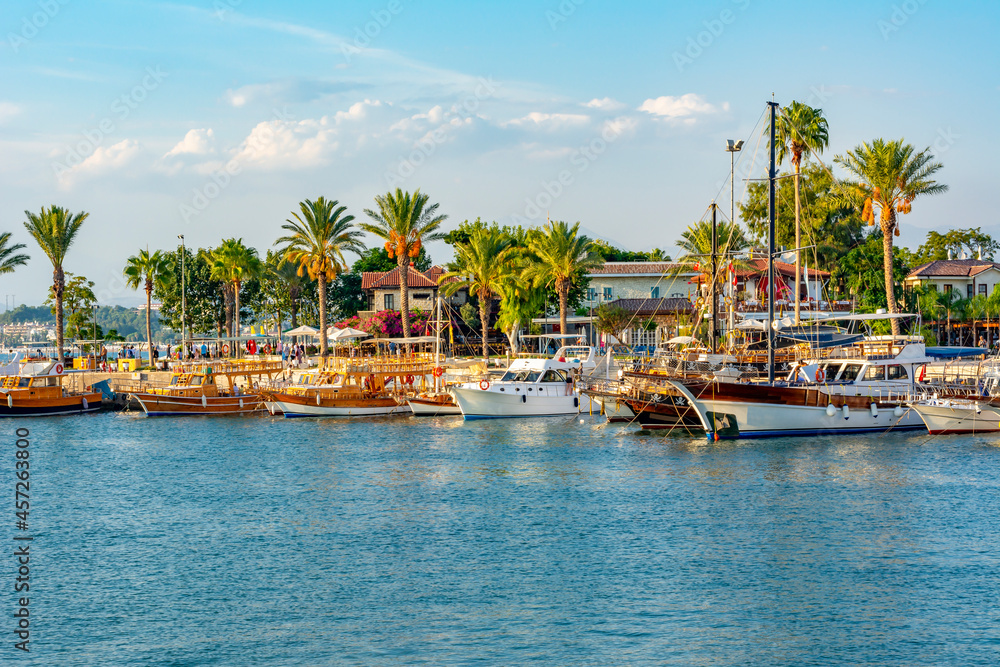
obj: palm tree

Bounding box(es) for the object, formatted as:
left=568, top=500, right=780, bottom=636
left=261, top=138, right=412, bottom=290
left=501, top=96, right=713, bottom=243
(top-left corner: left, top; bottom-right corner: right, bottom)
left=23, top=206, right=87, bottom=361
left=523, top=220, right=602, bottom=338
left=0, top=232, right=29, bottom=275
left=361, top=189, right=447, bottom=339
left=123, top=249, right=172, bottom=367
left=277, top=197, right=364, bottom=358
left=835, top=139, right=948, bottom=335
left=439, top=224, right=517, bottom=358
left=776, top=101, right=829, bottom=324
left=210, top=238, right=263, bottom=351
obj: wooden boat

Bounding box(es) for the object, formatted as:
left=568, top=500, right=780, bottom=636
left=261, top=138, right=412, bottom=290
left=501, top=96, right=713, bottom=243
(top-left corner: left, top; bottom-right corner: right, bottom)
left=266, top=355, right=434, bottom=418
left=0, top=356, right=102, bottom=417
left=128, top=359, right=284, bottom=416
left=407, top=391, right=462, bottom=416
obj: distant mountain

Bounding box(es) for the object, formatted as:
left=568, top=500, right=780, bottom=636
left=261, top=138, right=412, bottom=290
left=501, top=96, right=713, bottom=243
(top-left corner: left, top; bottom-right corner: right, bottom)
left=0, top=305, right=165, bottom=342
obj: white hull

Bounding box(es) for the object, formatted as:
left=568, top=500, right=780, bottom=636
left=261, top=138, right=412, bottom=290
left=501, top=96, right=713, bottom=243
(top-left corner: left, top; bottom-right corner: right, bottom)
left=264, top=401, right=282, bottom=415
left=407, top=399, right=463, bottom=416
left=695, top=397, right=925, bottom=437
left=276, top=401, right=411, bottom=418
left=452, top=385, right=581, bottom=418
left=592, top=395, right=636, bottom=422
left=909, top=401, right=1000, bottom=434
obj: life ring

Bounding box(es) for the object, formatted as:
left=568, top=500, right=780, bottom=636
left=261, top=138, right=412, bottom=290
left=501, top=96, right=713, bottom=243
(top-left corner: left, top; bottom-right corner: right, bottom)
left=479, top=379, right=490, bottom=391
left=222, top=344, right=230, bottom=355
left=54, top=363, right=64, bottom=375
left=815, top=368, right=825, bottom=383
left=405, top=375, right=414, bottom=385
left=432, top=366, right=444, bottom=378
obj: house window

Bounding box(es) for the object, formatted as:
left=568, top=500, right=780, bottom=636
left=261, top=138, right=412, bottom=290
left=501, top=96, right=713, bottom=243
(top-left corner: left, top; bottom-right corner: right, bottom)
left=413, top=293, right=430, bottom=300
left=630, top=327, right=658, bottom=348
left=981, top=284, right=988, bottom=295
left=943, top=284, right=952, bottom=293
left=968, top=284, right=974, bottom=298
left=384, top=293, right=395, bottom=310
left=603, top=287, right=613, bottom=301
left=587, top=287, right=597, bottom=301
left=650, top=286, right=660, bottom=298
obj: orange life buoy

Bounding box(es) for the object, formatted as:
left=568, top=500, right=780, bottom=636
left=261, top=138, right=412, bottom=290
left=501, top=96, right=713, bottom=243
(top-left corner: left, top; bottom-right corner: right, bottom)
left=405, top=375, right=414, bottom=385
left=479, top=379, right=490, bottom=390
left=54, top=363, right=64, bottom=375
left=222, top=344, right=230, bottom=355
left=815, top=368, right=825, bottom=383
left=432, top=367, right=444, bottom=378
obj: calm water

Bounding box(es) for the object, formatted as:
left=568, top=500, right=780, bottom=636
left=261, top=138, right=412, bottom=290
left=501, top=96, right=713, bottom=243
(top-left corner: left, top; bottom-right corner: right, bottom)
left=6, top=413, right=1000, bottom=665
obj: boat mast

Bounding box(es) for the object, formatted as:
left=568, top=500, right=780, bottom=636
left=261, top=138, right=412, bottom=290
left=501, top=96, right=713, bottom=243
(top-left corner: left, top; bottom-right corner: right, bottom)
left=435, top=294, right=442, bottom=392
left=710, top=202, right=718, bottom=354
left=767, top=99, right=778, bottom=383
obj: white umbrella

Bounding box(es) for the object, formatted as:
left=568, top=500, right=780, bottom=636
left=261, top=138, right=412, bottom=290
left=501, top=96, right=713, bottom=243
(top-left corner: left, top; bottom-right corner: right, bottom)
left=285, top=325, right=319, bottom=336
left=331, top=327, right=370, bottom=342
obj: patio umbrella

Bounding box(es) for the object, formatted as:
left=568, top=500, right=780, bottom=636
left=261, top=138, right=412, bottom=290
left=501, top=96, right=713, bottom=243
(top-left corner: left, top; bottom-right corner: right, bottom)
left=330, top=327, right=370, bottom=342
left=285, top=325, right=319, bottom=336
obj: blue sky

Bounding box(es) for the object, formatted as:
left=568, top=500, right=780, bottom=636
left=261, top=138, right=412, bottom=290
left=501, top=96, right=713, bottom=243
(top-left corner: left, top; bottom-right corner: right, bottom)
left=1, top=0, right=997, bottom=306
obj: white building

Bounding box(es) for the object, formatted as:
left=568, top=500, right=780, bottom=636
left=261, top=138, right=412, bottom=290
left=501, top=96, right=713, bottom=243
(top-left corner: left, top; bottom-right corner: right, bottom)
left=904, top=259, right=1000, bottom=298
left=582, top=262, right=697, bottom=307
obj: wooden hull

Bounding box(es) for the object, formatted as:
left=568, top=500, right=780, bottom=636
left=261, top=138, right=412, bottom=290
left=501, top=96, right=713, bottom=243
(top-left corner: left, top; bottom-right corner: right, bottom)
left=271, top=392, right=410, bottom=418
left=407, top=395, right=462, bottom=416
left=0, top=391, right=103, bottom=417
left=131, top=392, right=265, bottom=416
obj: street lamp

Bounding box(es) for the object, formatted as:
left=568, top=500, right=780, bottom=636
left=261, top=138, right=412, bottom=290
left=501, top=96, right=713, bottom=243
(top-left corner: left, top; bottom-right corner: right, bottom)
left=178, top=234, right=186, bottom=361
left=725, top=139, right=744, bottom=228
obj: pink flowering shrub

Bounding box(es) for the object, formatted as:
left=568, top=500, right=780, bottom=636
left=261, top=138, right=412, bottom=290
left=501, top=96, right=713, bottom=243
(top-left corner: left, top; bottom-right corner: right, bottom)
left=334, top=310, right=430, bottom=337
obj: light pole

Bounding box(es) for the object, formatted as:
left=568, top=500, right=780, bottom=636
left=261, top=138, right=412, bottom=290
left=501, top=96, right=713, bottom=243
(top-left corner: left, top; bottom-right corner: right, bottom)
left=725, top=140, right=744, bottom=348
left=178, top=235, right=186, bottom=361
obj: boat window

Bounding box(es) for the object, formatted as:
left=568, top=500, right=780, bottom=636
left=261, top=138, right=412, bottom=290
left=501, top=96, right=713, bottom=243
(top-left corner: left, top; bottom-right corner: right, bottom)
left=525, top=371, right=541, bottom=383
left=887, top=365, right=907, bottom=380
left=838, top=364, right=863, bottom=382
left=191, top=376, right=204, bottom=386
left=864, top=366, right=885, bottom=381
left=18, top=377, right=30, bottom=388
left=500, top=372, right=518, bottom=381
left=541, top=370, right=566, bottom=383
left=169, top=376, right=179, bottom=385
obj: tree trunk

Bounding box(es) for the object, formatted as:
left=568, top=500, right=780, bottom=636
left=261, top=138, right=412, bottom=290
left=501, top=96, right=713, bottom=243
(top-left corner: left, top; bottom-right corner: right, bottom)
left=505, top=321, right=520, bottom=356
left=479, top=292, right=491, bottom=360
left=399, top=256, right=410, bottom=338
left=145, top=279, right=153, bottom=369
left=53, top=266, right=65, bottom=362
left=317, top=273, right=328, bottom=359
left=234, top=280, right=241, bottom=357
left=794, top=161, right=802, bottom=325
left=882, top=220, right=901, bottom=336
left=290, top=288, right=300, bottom=329
left=558, top=280, right=569, bottom=340
left=223, top=285, right=234, bottom=338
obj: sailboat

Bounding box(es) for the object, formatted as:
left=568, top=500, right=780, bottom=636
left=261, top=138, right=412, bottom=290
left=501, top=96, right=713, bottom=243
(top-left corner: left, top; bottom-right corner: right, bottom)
left=407, top=296, right=462, bottom=415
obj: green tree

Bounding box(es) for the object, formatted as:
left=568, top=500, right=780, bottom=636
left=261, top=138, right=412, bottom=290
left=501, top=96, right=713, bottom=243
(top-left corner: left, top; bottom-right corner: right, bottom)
left=23, top=205, right=87, bottom=361
left=595, top=303, right=632, bottom=346
left=911, top=228, right=999, bottom=265
left=523, top=221, right=602, bottom=337
left=277, top=196, right=364, bottom=358
left=123, top=249, right=172, bottom=366
left=155, top=247, right=227, bottom=337
left=0, top=232, right=29, bottom=275
left=210, top=239, right=263, bottom=342
left=352, top=246, right=432, bottom=274
left=834, top=139, right=948, bottom=335
left=46, top=273, right=95, bottom=344
left=361, top=188, right=447, bottom=340
left=830, top=232, right=909, bottom=312
left=589, top=239, right=671, bottom=262
left=776, top=101, right=829, bottom=323
left=439, top=223, right=516, bottom=358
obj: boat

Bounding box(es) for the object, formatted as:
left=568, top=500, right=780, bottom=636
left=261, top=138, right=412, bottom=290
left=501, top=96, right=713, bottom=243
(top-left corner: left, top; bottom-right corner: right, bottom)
left=451, top=346, right=595, bottom=419
left=0, top=354, right=102, bottom=417
left=265, top=354, right=433, bottom=418
left=126, top=359, right=284, bottom=416
left=406, top=296, right=463, bottom=416
left=908, top=362, right=1000, bottom=434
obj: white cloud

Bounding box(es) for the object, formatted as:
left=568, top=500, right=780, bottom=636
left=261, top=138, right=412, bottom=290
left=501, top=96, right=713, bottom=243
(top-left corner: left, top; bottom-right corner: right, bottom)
left=503, top=112, right=591, bottom=130
left=0, top=102, right=21, bottom=124
left=164, top=128, right=215, bottom=157
left=58, top=139, right=141, bottom=188
left=638, top=94, right=727, bottom=121
left=583, top=97, right=625, bottom=111
left=232, top=118, right=337, bottom=169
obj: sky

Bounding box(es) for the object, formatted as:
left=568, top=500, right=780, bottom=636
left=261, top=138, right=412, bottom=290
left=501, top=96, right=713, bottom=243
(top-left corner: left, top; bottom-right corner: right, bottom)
left=1, top=0, right=997, bottom=307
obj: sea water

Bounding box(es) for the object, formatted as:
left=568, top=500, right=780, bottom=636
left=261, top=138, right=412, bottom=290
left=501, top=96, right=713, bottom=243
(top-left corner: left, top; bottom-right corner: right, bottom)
left=6, top=414, right=1000, bottom=665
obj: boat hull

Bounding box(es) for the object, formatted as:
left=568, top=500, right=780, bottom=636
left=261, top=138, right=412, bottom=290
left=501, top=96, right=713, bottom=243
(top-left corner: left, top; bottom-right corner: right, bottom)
left=271, top=393, right=410, bottom=418
left=452, top=385, right=581, bottom=419
left=0, top=391, right=103, bottom=417
left=407, top=396, right=462, bottom=416
left=131, top=392, right=264, bottom=416
left=909, top=401, right=1000, bottom=435
left=591, top=394, right=636, bottom=423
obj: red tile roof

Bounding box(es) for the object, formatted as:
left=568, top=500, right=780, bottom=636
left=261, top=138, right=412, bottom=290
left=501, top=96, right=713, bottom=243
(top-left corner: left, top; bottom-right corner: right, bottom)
left=605, top=297, right=693, bottom=315
left=588, top=262, right=687, bottom=275
left=361, top=265, right=444, bottom=290
left=906, top=259, right=1000, bottom=278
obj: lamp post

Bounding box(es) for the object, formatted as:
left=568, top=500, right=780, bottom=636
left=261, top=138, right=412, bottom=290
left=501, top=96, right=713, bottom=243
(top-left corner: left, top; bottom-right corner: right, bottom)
left=725, top=140, right=743, bottom=348
left=178, top=234, right=186, bottom=361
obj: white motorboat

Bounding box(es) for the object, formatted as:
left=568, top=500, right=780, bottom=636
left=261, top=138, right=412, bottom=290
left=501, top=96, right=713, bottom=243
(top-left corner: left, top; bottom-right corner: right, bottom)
left=909, top=365, right=1000, bottom=434
left=452, top=346, right=595, bottom=419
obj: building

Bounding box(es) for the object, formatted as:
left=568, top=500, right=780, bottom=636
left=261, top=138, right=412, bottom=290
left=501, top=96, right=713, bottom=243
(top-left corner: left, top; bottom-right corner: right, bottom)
left=735, top=258, right=831, bottom=308
left=601, top=297, right=694, bottom=347
left=903, top=259, right=1000, bottom=298
left=582, top=262, right=697, bottom=308
left=359, top=265, right=465, bottom=317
